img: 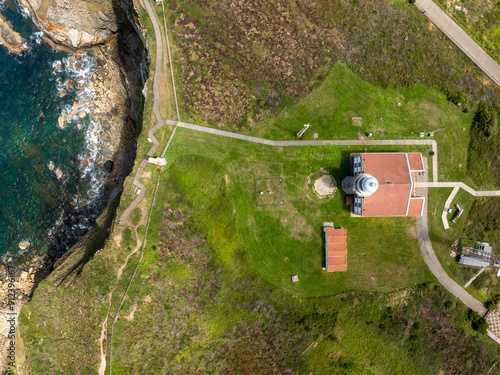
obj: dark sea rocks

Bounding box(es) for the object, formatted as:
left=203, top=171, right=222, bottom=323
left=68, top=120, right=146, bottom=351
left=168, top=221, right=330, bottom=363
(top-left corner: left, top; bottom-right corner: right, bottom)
left=103, top=160, right=114, bottom=173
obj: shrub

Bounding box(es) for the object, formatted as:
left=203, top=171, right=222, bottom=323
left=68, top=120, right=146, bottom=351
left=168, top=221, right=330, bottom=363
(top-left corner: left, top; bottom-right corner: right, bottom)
left=468, top=310, right=489, bottom=334
left=410, top=322, right=421, bottom=335
left=447, top=91, right=468, bottom=107
left=486, top=294, right=500, bottom=311
left=301, top=312, right=338, bottom=334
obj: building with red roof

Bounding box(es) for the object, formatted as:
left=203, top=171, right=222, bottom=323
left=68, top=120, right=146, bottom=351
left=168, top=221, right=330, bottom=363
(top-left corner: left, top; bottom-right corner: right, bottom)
left=324, top=226, right=347, bottom=272
left=342, top=153, right=425, bottom=217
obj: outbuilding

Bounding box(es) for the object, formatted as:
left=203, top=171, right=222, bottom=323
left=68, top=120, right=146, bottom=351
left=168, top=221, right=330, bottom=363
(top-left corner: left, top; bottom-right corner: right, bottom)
left=324, top=225, right=347, bottom=272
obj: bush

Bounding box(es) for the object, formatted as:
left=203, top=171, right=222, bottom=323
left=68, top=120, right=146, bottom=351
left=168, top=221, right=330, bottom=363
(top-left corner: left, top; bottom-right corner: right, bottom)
left=486, top=294, right=500, bottom=311
left=447, top=91, right=468, bottom=107
left=301, top=312, right=338, bottom=334
left=468, top=310, right=489, bottom=334
left=410, top=322, right=421, bottom=335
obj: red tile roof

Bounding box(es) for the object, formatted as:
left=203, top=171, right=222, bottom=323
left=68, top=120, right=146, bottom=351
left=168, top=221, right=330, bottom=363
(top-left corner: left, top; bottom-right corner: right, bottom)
left=408, top=197, right=425, bottom=217
left=325, top=228, right=347, bottom=272
left=408, top=153, right=424, bottom=172
left=358, top=153, right=424, bottom=217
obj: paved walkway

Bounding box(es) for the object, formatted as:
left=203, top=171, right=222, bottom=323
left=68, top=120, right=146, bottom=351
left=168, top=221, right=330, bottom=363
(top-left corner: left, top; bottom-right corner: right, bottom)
left=415, top=0, right=500, bottom=87
left=441, top=186, right=459, bottom=229
left=417, top=181, right=500, bottom=230
left=118, top=0, right=168, bottom=226
left=114, top=1, right=500, bottom=347
left=415, top=182, right=500, bottom=197
left=170, top=119, right=500, bottom=321
left=167, top=120, right=439, bottom=182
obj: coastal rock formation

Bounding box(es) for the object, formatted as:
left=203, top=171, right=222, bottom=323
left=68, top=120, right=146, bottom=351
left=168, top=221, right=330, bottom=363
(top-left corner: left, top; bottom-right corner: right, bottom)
left=87, top=43, right=138, bottom=181
left=1, top=0, right=148, bottom=371
left=19, top=0, right=120, bottom=51
left=0, top=254, right=51, bottom=370
left=0, top=13, right=27, bottom=55
left=18, top=241, right=31, bottom=250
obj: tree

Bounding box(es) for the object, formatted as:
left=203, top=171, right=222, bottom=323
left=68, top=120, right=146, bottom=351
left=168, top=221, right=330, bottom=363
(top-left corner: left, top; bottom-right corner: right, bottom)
left=468, top=310, right=489, bottom=334
left=486, top=294, right=500, bottom=311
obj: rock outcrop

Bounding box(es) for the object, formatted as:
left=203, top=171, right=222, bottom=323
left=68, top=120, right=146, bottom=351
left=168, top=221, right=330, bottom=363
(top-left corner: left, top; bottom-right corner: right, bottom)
left=0, top=254, right=52, bottom=370
left=0, top=0, right=148, bottom=371
left=0, top=13, right=27, bottom=55
left=19, top=0, right=120, bottom=51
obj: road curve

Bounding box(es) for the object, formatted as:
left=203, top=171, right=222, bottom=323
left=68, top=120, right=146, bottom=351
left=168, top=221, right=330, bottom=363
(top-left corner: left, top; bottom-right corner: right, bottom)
left=416, top=188, right=487, bottom=315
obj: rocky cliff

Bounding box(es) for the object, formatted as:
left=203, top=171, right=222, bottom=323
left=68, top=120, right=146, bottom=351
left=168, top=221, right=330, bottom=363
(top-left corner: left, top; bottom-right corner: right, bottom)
left=0, top=13, right=27, bottom=55
left=0, top=0, right=148, bottom=372
left=19, top=0, right=120, bottom=51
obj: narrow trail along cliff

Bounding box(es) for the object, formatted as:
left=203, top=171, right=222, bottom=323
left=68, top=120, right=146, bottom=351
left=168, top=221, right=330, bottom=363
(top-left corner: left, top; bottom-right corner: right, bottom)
left=2, top=0, right=147, bottom=372
left=98, top=211, right=144, bottom=375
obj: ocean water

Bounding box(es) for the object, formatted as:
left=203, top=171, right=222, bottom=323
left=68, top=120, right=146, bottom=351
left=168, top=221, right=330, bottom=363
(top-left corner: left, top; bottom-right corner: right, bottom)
left=0, top=1, right=105, bottom=260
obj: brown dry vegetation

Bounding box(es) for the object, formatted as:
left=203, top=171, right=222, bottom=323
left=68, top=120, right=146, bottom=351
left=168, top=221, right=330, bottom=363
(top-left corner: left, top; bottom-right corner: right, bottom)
left=169, top=0, right=500, bottom=128
left=171, top=0, right=334, bottom=126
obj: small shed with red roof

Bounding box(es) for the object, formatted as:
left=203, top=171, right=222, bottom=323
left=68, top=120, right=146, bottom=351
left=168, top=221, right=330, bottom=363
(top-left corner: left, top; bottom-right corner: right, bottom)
left=324, top=226, right=348, bottom=272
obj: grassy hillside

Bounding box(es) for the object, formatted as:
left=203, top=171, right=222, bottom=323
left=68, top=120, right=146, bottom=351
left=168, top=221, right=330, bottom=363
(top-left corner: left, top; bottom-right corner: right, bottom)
left=167, top=0, right=500, bottom=127
left=165, top=129, right=433, bottom=296
left=19, top=150, right=500, bottom=374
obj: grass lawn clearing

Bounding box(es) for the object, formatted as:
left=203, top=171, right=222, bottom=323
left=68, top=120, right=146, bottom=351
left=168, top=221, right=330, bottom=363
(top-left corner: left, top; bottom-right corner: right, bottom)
left=164, top=127, right=434, bottom=297
left=251, top=63, right=475, bottom=185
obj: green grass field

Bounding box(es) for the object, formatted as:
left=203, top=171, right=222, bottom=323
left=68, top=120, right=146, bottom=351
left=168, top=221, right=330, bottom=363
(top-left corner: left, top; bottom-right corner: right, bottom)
left=250, top=63, right=475, bottom=185
left=163, top=127, right=434, bottom=296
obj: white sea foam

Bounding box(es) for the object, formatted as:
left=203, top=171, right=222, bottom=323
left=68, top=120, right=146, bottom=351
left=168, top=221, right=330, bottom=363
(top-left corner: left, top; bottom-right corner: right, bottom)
left=19, top=5, right=32, bottom=19
left=31, top=31, right=44, bottom=45
left=45, top=51, right=113, bottom=249
left=51, top=51, right=106, bottom=200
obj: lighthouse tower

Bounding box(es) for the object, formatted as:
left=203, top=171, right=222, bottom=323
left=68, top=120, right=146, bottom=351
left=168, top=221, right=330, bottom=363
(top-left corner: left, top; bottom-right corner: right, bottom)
left=342, top=173, right=379, bottom=197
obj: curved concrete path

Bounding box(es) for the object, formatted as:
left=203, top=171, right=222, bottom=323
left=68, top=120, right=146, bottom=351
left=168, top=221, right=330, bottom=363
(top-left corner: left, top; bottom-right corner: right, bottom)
left=114, top=0, right=500, bottom=346
left=166, top=119, right=439, bottom=181
left=416, top=193, right=488, bottom=315
left=415, top=0, right=500, bottom=87
left=118, top=0, right=169, bottom=226
left=416, top=181, right=500, bottom=197
left=441, top=186, right=459, bottom=230
left=168, top=119, right=500, bottom=320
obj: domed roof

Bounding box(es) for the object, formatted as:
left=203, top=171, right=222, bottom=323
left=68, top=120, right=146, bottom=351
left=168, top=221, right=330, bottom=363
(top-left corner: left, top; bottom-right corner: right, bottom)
left=362, top=175, right=379, bottom=194
left=355, top=174, right=379, bottom=197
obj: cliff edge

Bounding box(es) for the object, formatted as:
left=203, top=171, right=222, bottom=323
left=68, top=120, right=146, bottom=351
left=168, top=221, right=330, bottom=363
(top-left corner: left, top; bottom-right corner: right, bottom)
left=19, top=0, right=119, bottom=51
left=0, top=0, right=148, bottom=372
